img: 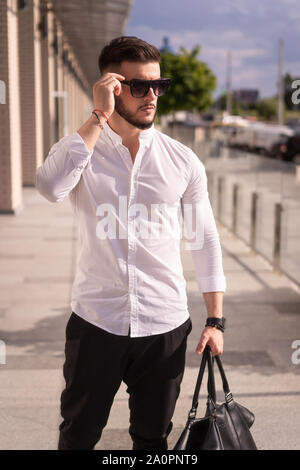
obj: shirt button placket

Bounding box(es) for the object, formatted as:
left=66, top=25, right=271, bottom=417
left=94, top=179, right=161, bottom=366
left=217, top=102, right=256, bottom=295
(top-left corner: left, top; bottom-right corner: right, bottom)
left=127, top=158, right=140, bottom=337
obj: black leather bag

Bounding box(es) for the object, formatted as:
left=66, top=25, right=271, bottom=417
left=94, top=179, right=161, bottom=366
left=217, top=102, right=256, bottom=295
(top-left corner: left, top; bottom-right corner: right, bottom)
left=174, top=345, right=257, bottom=450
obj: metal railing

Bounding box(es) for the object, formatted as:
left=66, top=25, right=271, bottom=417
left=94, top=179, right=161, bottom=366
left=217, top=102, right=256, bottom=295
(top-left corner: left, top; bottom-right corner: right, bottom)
left=186, top=139, right=300, bottom=287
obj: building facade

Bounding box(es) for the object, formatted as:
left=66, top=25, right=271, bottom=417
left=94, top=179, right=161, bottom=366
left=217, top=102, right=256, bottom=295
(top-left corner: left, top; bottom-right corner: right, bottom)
left=0, top=0, right=133, bottom=213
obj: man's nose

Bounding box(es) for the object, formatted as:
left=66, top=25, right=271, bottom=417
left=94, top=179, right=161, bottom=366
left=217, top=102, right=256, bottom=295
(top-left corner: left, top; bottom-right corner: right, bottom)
left=145, top=86, right=157, bottom=100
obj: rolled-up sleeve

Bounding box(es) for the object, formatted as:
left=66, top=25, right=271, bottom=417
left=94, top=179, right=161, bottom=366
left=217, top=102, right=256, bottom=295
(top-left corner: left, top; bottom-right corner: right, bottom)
left=35, top=132, right=92, bottom=203
left=181, top=150, right=226, bottom=293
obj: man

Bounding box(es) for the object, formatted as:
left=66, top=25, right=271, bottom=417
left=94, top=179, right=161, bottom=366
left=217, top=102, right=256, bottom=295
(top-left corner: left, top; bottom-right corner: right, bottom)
left=35, top=36, right=226, bottom=451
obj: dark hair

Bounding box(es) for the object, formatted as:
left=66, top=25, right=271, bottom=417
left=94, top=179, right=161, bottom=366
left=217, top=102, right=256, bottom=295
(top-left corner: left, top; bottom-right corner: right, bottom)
left=98, top=36, right=161, bottom=75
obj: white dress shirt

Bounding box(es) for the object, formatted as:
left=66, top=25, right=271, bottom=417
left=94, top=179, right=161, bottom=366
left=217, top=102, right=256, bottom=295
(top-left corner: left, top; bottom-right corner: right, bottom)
left=35, top=122, right=226, bottom=337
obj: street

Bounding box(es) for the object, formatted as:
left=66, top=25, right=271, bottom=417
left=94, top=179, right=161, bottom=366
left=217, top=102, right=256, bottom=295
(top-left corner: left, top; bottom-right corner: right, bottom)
left=0, top=188, right=299, bottom=450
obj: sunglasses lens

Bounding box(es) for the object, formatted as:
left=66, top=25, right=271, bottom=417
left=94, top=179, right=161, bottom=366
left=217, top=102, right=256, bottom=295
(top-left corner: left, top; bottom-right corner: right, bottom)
left=156, top=80, right=170, bottom=96
left=129, top=79, right=170, bottom=97
left=131, top=81, right=148, bottom=98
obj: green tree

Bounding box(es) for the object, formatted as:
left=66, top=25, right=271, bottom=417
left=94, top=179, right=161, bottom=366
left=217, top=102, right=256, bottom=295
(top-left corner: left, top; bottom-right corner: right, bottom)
left=215, top=93, right=241, bottom=114
left=255, top=98, right=277, bottom=121
left=158, top=46, right=217, bottom=116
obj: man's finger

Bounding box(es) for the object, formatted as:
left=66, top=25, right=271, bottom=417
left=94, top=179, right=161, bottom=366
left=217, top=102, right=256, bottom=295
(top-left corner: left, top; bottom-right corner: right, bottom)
left=196, top=338, right=208, bottom=355
left=210, top=345, right=223, bottom=357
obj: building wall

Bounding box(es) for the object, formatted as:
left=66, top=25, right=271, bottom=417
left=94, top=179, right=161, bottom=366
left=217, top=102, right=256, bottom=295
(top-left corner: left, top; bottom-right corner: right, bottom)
left=0, top=0, right=23, bottom=214
left=18, top=0, right=44, bottom=186
left=0, top=0, right=94, bottom=213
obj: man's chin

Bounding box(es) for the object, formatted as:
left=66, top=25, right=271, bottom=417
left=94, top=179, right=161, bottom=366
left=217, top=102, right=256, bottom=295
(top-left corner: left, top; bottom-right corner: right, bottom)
left=135, top=121, right=154, bottom=130
left=115, top=106, right=155, bottom=130
left=132, top=118, right=155, bottom=130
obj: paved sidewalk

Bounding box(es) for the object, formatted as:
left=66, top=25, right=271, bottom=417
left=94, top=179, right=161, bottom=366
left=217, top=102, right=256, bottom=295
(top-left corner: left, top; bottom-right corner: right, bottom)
left=0, top=187, right=299, bottom=450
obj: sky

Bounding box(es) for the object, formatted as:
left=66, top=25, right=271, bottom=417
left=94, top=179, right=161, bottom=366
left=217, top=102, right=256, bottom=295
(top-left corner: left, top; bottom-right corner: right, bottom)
left=126, top=0, right=300, bottom=99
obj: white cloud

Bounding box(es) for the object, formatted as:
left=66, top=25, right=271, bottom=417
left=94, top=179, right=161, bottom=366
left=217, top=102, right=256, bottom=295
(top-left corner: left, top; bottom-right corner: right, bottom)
left=128, top=25, right=276, bottom=96
left=127, top=0, right=300, bottom=98
left=212, top=0, right=259, bottom=16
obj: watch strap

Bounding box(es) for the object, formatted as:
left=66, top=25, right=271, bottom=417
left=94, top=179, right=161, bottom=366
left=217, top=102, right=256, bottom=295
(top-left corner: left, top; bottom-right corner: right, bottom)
left=205, top=317, right=226, bottom=332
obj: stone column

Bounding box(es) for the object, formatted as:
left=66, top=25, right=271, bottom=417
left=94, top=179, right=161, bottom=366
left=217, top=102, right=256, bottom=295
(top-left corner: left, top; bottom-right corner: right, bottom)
left=41, top=3, right=56, bottom=157
left=18, top=0, right=44, bottom=186
left=0, top=0, right=23, bottom=214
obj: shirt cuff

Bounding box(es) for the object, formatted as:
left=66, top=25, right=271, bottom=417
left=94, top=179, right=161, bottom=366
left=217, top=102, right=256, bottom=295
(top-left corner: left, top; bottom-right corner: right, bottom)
left=65, top=132, right=93, bottom=170
left=196, top=275, right=227, bottom=293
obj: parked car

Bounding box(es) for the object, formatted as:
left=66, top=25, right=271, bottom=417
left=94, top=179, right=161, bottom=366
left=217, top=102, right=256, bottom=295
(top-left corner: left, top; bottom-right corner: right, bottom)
left=226, top=121, right=295, bottom=156
left=270, top=134, right=300, bottom=163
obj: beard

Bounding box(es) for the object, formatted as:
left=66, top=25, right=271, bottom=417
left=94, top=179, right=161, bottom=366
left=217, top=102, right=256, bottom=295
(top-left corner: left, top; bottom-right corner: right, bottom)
left=114, top=95, right=156, bottom=130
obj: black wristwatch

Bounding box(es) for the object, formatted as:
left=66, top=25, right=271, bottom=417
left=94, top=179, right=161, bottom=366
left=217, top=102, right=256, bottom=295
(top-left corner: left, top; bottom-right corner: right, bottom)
left=205, top=317, right=226, bottom=332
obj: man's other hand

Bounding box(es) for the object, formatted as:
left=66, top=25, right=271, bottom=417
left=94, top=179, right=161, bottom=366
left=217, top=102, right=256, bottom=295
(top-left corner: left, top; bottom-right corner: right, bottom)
left=195, top=327, right=224, bottom=357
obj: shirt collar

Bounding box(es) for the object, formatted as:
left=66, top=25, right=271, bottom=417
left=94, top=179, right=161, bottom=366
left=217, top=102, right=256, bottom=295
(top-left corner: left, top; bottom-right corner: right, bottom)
left=103, top=122, right=155, bottom=148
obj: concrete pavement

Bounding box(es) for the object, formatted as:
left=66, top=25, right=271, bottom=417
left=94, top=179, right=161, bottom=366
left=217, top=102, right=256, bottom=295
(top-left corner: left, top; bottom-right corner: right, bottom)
left=0, top=187, right=299, bottom=450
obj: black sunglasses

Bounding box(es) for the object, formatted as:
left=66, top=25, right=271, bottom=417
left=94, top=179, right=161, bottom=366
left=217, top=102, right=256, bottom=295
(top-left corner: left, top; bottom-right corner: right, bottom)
left=122, top=78, right=171, bottom=98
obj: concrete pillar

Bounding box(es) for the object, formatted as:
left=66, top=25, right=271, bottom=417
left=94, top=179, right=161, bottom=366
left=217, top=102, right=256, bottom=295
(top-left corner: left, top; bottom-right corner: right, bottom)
left=232, top=183, right=239, bottom=233
left=69, top=51, right=76, bottom=134
left=41, top=5, right=56, bottom=157
left=250, top=192, right=258, bottom=249
left=0, top=0, right=23, bottom=214
left=64, top=47, right=71, bottom=135
left=55, top=22, right=64, bottom=140
left=273, top=202, right=283, bottom=272
left=18, top=0, right=44, bottom=186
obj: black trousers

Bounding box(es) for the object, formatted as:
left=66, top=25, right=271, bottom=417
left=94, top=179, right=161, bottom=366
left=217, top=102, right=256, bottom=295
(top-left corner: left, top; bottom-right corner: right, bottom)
left=58, top=312, right=192, bottom=450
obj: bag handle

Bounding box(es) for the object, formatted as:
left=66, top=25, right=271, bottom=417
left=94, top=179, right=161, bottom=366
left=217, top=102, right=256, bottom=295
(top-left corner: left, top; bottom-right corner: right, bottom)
left=189, top=346, right=211, bottom=418
left=206, top=347, right=216, bottom=404
left=188, top=345, right=233, bottom=419
left=215, top=353, right=231, bottom=396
